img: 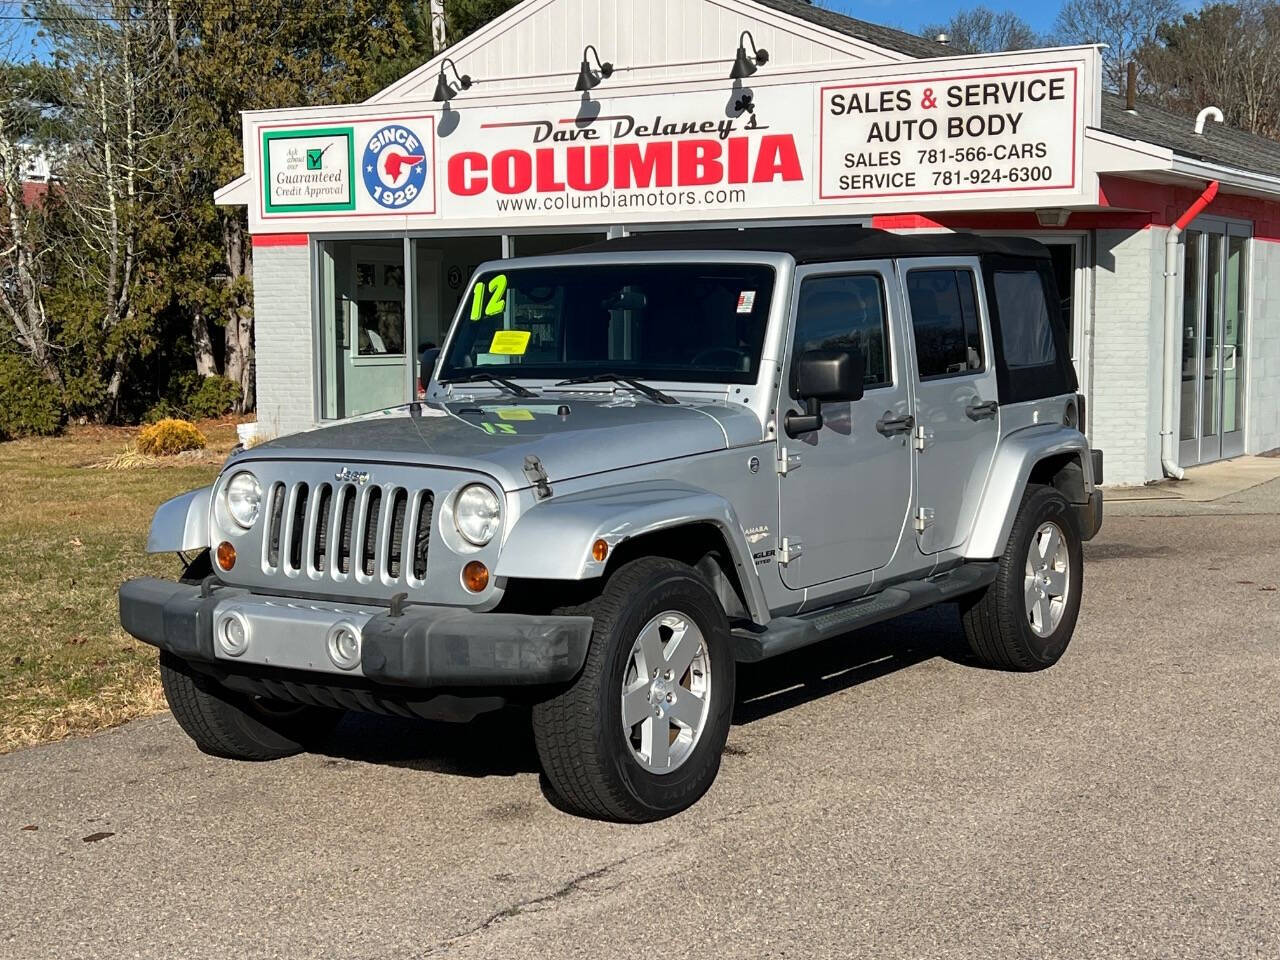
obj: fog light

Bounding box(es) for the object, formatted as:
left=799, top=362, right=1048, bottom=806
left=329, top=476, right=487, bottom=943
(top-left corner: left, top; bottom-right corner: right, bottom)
left=592, top=539, right=609, bottom=562
left=216, top=611, right=250, bottom=657
left=216, top=540, right=236, bottom=571
left=326, top=622, right=362, bottom=671
left=462, top=561, right=490, bottom=593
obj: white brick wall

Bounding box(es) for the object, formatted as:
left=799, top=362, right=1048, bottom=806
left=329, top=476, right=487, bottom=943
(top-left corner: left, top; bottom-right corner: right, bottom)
left=253, top=243, right=316, bottom=437
left=1247, top=239, right=1280, bottom=455
left=1090, top=228, right=1165, bottom=486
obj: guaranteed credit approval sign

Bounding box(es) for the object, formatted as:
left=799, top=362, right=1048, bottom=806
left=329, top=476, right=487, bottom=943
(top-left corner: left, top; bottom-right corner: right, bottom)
left=819, top=65, right=1081, bottom=201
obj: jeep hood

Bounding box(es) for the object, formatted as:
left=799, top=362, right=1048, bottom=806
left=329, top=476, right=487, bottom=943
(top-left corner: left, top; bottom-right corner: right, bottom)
left=244, top=398, right=764, bottom=491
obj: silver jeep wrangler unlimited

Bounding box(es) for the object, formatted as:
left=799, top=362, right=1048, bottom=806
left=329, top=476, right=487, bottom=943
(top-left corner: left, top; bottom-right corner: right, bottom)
left=120, top=226, right=1103, bottom=822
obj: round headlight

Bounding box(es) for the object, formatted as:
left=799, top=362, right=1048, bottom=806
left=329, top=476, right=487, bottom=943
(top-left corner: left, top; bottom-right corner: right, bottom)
left=225, top=471, right=263, bottom=529
left=454, top=484, right=501, bottom=546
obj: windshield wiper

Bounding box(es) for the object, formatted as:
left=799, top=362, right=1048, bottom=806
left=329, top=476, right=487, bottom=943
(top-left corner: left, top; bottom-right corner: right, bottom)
left=553, top=374, right=678, bottom=405
left=440, top=372, right=537, bottom=398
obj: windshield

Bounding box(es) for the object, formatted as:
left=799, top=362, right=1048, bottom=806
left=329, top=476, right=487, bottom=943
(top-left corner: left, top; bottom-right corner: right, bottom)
left=437, top=262, right=776, bottom=386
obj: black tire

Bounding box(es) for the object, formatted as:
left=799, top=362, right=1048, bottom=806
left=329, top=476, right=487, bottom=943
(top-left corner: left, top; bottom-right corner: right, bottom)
left=159, top=652, right=341, bottom=760
left=960, top=484, right=1084, bottom=671
left=532, top=558, right=735, bottom=823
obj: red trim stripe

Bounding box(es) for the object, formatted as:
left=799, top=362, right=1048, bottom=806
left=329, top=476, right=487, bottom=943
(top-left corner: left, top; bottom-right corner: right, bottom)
left=252, top=233, right=309, bottom=247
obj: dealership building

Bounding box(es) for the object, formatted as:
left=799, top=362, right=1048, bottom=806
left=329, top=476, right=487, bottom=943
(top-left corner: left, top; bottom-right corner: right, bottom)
left=215, top=0, right=1280, bottom=486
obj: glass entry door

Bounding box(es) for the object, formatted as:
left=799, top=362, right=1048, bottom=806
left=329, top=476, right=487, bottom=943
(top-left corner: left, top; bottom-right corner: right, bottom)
left=1179, top=223, right=1249, bottom=466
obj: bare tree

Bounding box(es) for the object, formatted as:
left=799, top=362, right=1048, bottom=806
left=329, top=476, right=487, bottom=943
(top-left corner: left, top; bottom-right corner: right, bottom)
left=35, top=0, right=183, bottom=410
left=1054, top=0, right=1181, bottom=91
left=1140, top=1, right=1280, bottom=139
left=920, top=6, right=1042, bottom=54
left=0, top=27, right=63, bottom=386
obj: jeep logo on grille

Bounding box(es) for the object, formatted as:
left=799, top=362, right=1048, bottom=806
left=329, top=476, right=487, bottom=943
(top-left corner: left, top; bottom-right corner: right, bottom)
left=335, top=467, right=371, bottom=486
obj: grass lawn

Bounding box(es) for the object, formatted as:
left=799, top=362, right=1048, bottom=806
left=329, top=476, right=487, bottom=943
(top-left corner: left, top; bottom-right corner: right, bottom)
left=0, top=422, right=241, bottom=753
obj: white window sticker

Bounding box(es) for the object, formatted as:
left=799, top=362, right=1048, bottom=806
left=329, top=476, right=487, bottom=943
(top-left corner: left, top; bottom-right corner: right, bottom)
left=737, top=291, right=757, bottom=314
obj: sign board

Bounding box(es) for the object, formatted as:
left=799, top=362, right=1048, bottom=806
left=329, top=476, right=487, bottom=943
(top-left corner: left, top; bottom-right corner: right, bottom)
left=245, top=49, right=1097, bottom=232
left=258, top=116, right=437, bottom=219
left=818, top=66, right=1079, bottom=201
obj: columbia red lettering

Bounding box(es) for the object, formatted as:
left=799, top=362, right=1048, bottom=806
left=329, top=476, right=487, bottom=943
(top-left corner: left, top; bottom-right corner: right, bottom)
left=613, top=142, right=673, bottom=189
left=753, top=134, right=804, bottom=183
left=448, top=152, right=487, bottom=196
left=446, top=134, right=805, bottom=197
left=567, top=145, right=610, bottom=191
left=677, top=140, right=721, bottom=186
left=492, top=150, right=532, bottom=194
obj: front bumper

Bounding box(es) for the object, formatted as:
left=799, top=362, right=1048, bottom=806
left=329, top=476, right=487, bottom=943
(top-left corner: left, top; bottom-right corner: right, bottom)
left=119, top=578, right=593, bottom=689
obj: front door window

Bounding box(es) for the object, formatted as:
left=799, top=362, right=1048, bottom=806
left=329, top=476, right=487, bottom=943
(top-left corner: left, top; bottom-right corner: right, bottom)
left=776, top=263, right=912, bottom=591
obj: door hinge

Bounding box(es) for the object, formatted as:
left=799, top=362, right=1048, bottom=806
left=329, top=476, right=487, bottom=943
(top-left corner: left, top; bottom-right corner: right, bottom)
left=777, top=447, right=803, bottom=475
left=913, top=424, right=934, bottom=452
left=779, top=537, right=803, bottom=564
left=914, top=507, right=935, bottom=533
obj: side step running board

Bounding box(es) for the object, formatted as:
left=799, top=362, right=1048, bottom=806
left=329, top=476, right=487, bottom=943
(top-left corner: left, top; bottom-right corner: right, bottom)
left=731, top=562, right=998, bottom=663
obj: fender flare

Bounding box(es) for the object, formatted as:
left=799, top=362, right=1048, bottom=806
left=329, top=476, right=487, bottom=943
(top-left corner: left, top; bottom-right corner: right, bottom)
left=495, top=480, right=770, bottom=624
left=147, top=486, right=213, bottom=553
left=964, top=426, right=1094, bottom=560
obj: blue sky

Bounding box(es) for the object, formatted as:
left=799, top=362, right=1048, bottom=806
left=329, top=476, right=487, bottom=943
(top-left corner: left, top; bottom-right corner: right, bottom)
left=824, top=0, right=1061, bottom=37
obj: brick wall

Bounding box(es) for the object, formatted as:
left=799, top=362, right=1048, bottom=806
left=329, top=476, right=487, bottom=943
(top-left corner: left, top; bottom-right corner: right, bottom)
left=1248, top=240, right=1280, bottom=455
left=252, top=240, right=316, bottom=437
left=1090, top=228, right=1164, bottom=486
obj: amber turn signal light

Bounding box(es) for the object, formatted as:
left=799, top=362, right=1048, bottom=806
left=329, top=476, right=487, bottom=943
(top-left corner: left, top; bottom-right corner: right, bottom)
left=215, top=540, right=236, bottom=571
left=591, top=539, right=609, bottom=562
left=462, top=560, right=490, bottom=593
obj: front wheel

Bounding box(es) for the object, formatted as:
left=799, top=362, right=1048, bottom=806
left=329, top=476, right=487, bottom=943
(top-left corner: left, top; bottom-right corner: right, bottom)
left=960, top=484, right=1084, bottom=671
left=160, top=652, right=342, bottom=760
left=532, top=558, right=735, bottom=822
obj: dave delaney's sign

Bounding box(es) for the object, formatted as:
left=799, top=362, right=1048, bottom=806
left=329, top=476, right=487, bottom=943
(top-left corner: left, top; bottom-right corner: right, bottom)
left=819, top=66, right=1081, bottom=201
left=440, top=88, right=813, bottom=220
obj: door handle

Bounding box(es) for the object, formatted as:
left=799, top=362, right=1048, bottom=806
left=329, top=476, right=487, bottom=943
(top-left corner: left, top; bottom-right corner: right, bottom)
left=965, top=399, right=999, bottom=421
left=876, top=412, right=915, bottom=437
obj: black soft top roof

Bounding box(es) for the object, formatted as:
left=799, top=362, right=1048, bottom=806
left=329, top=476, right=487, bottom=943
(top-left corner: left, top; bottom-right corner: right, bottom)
left=576, top=226, right=1050, bottom=263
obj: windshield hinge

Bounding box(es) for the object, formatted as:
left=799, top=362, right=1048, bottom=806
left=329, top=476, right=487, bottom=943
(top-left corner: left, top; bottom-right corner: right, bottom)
left=778, top=537, right=803, bottom=565
left=523, top=455, right=553, bottom=500
left=777, top=447, right=803, bottom=475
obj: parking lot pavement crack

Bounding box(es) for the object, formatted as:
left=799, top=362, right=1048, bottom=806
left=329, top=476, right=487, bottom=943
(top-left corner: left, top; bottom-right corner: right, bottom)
left=417, top=847, right=663, bottom=957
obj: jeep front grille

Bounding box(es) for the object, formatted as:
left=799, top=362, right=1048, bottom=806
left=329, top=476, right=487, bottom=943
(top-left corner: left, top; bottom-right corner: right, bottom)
left=263, top=480, right=434, bottom=586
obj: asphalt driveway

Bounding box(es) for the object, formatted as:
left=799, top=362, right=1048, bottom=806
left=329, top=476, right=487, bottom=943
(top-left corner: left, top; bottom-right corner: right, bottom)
left=3, top=490, right=1278, bottom=959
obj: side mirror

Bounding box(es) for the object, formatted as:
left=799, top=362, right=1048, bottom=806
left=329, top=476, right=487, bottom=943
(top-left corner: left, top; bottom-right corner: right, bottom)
left=784, top=348, right=866, bottom=437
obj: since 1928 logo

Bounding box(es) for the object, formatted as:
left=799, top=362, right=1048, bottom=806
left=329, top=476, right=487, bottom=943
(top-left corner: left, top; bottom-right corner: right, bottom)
left=362, top=124, right=428, bottom=210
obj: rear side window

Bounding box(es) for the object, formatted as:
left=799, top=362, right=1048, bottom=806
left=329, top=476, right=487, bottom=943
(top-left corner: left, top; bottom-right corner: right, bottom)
left=791, top=273, right=892, bottom=395
left=905, top=269, right=983, bottom=379
left=992, top=270, right=1057, bottom=368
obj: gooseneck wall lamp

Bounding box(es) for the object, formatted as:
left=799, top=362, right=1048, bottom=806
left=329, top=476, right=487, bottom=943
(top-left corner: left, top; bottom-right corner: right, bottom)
left=729, top=31, right=769, bottom=79
left=574, top=45, right=614, bottom=92
left=432, top=58, right=473, bottom=102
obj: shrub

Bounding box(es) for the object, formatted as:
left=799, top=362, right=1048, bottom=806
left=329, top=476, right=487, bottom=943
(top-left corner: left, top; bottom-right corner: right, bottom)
left=0, top=354, right=66, bottom=440
left=136, top=418, right=206, bottom=456
left=186, top=375, right=241, bottom=420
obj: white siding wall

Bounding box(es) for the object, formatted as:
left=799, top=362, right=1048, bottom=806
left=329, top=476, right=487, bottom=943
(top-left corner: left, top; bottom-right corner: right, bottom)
left=1090, top=227, right=1164, bottom=486
left=1247, top=239, right=1280, bottom=455
left=253, top=243, right=316, bottom=437
left=373, top=0, right=905, bottom=104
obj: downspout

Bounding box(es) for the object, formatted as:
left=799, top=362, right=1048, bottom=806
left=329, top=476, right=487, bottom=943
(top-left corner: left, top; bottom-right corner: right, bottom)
left=1160, top=180, right=1219, bottom=479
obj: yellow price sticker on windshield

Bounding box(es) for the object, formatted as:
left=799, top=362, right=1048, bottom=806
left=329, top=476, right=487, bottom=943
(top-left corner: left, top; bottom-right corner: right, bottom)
left=488, top=330, right=531, bottom=355
left=497, top=408, right=534, bottom=421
